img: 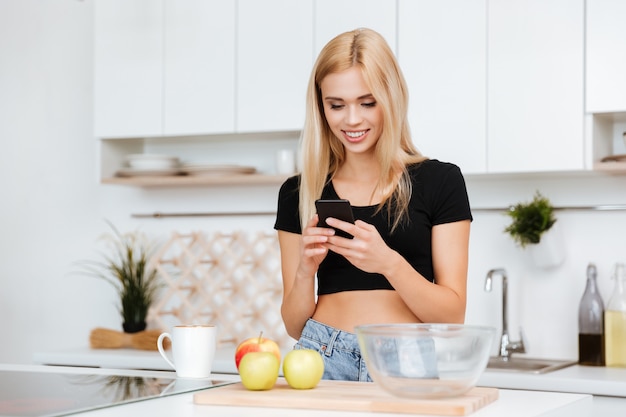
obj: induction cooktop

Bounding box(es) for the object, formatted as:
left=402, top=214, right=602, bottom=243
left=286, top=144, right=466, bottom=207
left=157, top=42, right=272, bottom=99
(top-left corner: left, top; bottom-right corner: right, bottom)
left=0, top=369, right=230, bottom=416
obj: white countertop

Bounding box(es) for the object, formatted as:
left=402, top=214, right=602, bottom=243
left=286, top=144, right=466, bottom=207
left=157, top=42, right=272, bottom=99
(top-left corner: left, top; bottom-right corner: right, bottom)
left=0, top=364, right=592, bottom=417
left=480, top=363, right=626, bottom=397
left=33, top=346, right=243, bottom=374
left=34, top=347, right=626, bottom=398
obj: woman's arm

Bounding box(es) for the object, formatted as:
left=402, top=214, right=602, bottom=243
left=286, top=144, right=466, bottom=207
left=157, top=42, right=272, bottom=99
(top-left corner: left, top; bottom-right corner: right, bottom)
left=278, top=216, right=335, bottom=339
left=390, top=220, right=470, bottom=323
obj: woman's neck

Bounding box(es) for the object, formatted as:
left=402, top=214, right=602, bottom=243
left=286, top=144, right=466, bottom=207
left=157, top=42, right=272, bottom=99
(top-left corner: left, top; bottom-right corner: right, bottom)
left=332, top=156, right=385, bottom=206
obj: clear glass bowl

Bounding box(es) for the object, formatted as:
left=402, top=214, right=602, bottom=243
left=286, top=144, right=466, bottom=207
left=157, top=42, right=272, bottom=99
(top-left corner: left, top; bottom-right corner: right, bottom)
left=355, top=323, right=496, bottom=399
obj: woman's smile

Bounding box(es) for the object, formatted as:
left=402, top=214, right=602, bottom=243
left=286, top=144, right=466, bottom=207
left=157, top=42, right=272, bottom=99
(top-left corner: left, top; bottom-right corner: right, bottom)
left=343, top=129, right=369, bottom=142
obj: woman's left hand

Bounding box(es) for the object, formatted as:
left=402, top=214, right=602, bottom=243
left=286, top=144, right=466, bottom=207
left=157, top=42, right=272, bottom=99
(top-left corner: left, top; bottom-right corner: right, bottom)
left=323, top=217, right=397, bottom=275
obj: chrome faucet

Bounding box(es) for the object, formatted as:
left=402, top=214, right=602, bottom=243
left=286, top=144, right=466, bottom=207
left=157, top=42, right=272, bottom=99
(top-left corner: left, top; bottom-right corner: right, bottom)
left=485, top=268, right=526, bottom=360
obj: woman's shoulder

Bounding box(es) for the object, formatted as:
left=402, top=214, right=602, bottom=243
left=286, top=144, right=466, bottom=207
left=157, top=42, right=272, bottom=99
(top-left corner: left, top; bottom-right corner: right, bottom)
left=407, top=159, right=463, bottom=178
left=278, top=174, right=301, bottom=194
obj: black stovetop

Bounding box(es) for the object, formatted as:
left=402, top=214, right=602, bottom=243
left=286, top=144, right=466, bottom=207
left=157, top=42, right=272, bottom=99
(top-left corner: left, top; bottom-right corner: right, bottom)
left=0, top=369, right=229, bottom=416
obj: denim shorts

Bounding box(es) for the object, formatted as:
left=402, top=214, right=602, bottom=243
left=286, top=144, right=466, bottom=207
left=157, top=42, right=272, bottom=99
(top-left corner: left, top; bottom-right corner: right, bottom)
left=295, top=319, right=439, bottom=382
left=294, top=318, right=372, bottom=381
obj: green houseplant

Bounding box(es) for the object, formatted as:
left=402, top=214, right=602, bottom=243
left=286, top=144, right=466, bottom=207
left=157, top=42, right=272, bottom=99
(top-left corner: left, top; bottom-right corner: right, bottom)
left=82, top=222, right=162, bottom=333
left=504, top=191, right=557, bottom=248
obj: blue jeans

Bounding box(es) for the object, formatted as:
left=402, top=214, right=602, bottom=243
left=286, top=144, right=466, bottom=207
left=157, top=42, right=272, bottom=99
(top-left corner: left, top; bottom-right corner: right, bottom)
left=295, top=318, right=372, bottom=382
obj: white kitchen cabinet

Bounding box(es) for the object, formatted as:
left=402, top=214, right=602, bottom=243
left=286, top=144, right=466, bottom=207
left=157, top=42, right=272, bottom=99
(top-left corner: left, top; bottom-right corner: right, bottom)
left=94, top=0, right=163, bottom=138
left=164, top=0, right=235, bottom=135
left=487, top=0, right=585, bottom=173
left=586, top=0, right=626, bottom=113
left=94, top=0, right=235, bottom=138
left=236, top=0, right=313, bottom=133
left=314, top=0, right=397, bottom=55
left=398, top=0, right=487, bottom=174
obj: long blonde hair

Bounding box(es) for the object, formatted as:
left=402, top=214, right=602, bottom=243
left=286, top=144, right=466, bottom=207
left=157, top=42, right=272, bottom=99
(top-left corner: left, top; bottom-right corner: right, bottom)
left=299, top=28, right=426, bottom=232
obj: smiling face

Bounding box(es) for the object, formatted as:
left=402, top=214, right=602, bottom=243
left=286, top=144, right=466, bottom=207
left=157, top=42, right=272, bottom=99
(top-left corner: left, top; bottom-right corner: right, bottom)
left=320, top=66, right=384, bottom=157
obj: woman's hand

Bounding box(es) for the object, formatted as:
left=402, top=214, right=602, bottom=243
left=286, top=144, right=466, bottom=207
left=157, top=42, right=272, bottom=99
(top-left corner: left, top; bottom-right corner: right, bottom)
left=322, top=217, right=397, bottom=275
left=297, top=215, right=335, bottom=278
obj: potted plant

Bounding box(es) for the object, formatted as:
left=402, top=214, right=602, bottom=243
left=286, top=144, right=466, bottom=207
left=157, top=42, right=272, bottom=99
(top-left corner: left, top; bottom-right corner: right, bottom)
left=504, top=191, right=556, bottom=247
left=82, top=222, right=162, bottom=333
left=504, top=192, right=565, bottom=268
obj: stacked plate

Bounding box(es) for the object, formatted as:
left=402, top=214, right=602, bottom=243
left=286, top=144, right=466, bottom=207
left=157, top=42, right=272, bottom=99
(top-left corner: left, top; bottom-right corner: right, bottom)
left=116, top=154, right=183, bottom=177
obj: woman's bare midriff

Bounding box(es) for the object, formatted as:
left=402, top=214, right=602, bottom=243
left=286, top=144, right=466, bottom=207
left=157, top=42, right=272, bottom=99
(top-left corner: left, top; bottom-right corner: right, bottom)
left=311, top=290, right=420, bottom=333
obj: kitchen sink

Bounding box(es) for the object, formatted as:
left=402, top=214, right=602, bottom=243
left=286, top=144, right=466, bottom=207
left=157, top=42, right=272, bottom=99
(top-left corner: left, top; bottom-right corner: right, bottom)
left=486, top=356, right=576, bottom=374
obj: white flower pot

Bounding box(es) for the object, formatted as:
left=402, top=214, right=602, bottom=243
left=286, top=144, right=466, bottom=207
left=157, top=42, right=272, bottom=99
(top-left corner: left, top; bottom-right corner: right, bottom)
left=527, top=221, right=566, bottom=269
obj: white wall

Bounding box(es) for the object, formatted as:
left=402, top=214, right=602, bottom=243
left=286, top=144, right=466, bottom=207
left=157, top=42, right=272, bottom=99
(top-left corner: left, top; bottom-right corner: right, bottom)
left=1, top=1, right=625, bottom=364
left=464, top=174, right=626, bottom=359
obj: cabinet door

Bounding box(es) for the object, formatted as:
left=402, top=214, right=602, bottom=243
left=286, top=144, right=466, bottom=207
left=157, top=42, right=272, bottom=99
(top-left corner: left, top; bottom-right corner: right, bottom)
left=586, top=0, right=626, bottom=113
left=94, top=0, right=163, bottom=138
left=236, top=0, right=313, bottom=133
left=314, top=0, right=397, bottom=55
left=398, top=0, right=487, bottom=174
left=487, top=0, right=584, bottom=173
left=164, top=0, right=235, bottom=135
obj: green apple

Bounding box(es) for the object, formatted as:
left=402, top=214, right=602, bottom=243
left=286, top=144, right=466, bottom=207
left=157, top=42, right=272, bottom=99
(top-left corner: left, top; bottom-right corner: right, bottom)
left=238, top=351, right=280, bottom=391
left=283, top=349, right=325, bottom=389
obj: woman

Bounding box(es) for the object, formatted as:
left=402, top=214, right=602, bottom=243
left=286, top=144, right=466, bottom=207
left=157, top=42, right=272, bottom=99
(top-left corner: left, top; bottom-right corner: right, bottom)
left=274, top=28, right=472, bottom=381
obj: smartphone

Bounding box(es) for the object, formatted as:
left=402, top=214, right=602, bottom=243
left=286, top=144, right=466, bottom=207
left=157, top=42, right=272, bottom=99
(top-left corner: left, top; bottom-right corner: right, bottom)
left=315, top=199, right=355, bottom=239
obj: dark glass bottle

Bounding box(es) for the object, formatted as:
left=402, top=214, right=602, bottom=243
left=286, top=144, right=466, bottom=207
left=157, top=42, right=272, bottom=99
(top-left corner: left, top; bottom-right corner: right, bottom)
left=578, top=263, right=605, bottom=366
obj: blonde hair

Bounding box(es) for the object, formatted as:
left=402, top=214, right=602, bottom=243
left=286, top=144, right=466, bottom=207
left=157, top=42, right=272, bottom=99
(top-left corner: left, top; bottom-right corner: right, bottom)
left=299, top=28, right=426, bottom=231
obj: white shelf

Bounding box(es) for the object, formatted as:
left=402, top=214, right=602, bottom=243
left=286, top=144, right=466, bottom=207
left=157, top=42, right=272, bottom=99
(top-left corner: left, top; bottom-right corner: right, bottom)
left=98, top=131, right=300, bottom=186
left=593, top=160, right=626, bottom=174
left=588, top=112, right=626, bottom=174
left=101, top=173, right=289, bottom=187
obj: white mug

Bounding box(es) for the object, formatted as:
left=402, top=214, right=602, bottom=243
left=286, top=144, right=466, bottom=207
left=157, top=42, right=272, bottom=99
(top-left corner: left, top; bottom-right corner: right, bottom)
left=276, top=149, right=296, bottom=175
left=157, top=324, right=217, bottom=378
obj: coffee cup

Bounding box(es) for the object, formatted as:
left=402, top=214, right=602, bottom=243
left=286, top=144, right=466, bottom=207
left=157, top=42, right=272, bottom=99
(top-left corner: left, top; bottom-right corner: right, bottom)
left=157, top=324, right=217, bottom=378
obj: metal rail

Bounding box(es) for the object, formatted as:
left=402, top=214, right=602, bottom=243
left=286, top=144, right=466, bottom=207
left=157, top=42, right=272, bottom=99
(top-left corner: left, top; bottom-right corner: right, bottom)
left=131, top=204, right=626, bottom=218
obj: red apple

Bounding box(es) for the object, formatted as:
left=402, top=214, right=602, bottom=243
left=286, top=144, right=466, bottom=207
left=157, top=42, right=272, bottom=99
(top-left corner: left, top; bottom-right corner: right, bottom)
left=234, top=332, right=281, bottom=370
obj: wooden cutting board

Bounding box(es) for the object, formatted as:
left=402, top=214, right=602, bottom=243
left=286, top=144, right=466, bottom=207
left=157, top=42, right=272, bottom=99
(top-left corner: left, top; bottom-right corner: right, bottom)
left=193, top=379, right=498, bottom=416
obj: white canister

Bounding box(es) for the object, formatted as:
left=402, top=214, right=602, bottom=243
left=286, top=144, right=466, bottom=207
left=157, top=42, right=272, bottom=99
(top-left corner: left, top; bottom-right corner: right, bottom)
left=276, top=149, right=296, bottom=175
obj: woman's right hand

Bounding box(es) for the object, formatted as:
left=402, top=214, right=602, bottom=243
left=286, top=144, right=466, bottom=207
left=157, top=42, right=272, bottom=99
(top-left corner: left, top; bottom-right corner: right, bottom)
left=297, top=214, right=334, bottom=278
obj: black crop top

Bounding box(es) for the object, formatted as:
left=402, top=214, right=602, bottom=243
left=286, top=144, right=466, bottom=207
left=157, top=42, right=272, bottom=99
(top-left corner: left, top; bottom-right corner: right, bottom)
left=273, top=159, right=472, bottom=295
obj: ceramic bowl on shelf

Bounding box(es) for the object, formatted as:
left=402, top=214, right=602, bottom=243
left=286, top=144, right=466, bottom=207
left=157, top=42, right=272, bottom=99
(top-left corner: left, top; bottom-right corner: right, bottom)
left=355, top=323, right=495, bottom=399
left=125, top=154, right=180, bottom=170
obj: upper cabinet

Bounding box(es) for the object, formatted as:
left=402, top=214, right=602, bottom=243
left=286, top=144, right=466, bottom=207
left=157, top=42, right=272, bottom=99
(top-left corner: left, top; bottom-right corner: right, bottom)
left=236, top=0, right=313, bottom=133
left=399, top=0, right=584, bottom=175
left=487, top=0, right=585, bottom=173
left=94, top=0, right=235, bottom=138
left=314, top=0, right=397, bottom=55
left=163, top=0, right=236, bottom=136
left=586, top=0, right=626, bottom=113
left=95, top=0, right=310, bottom=138
left=94, top=0, right=163, bottom=138
left=398, top=0, right=487, bottom=175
